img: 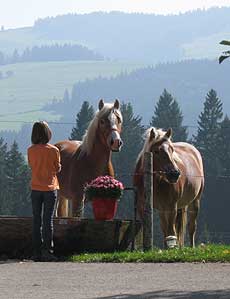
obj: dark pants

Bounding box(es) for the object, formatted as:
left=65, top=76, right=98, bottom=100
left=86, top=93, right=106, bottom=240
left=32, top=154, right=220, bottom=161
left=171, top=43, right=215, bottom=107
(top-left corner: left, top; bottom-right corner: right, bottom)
left=31, top=190, right=57, bottom=255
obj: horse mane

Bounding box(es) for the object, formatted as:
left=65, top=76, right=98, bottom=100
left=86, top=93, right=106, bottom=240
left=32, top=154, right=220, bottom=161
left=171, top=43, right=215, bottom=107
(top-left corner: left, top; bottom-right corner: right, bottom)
left=80, top=103, right=122, bottom=156
left=137, top=127, right=182, bottom=168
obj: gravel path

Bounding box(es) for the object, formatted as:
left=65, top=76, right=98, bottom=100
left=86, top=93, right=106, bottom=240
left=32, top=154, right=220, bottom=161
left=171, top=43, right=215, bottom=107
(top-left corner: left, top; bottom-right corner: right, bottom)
left=0, top=261, right=229, bottom=299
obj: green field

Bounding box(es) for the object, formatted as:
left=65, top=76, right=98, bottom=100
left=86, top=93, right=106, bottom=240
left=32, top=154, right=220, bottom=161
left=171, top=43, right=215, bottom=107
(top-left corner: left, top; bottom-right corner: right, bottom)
left=0, top=61, right=144, bottom=130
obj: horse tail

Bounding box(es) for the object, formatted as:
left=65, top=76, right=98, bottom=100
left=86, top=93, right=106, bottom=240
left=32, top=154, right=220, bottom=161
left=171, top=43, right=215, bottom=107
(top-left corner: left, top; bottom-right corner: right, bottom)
left=176, top=208, right=187, bottom=247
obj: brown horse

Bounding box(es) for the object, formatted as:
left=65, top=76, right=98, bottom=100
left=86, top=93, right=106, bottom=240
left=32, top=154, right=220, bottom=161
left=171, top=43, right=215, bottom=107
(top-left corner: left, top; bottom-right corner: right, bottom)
left=133, top=127, right=204, bottom=248
left=55, top=99, right=123, bottom=217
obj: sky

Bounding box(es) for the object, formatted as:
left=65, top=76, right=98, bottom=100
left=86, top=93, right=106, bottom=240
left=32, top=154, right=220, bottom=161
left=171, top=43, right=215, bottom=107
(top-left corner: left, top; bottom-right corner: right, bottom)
left=1, top=0, right=230, bottom=29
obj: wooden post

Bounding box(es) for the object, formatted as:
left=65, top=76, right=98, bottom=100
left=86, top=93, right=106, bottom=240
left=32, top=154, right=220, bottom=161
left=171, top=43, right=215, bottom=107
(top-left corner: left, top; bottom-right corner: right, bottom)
left=131, top=187, right=137, bottom=251
left=143, top=152, right=153, bottom=251
left=68, top=200, right=73, bottom=217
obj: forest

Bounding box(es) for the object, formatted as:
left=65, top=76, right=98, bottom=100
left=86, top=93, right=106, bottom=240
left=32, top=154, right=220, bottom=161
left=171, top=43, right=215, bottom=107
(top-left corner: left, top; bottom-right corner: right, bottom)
left=0, top=44, right=103, bottom=65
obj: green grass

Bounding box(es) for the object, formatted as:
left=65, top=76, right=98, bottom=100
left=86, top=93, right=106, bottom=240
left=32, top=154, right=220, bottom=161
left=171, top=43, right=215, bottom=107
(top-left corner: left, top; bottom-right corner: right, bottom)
left=0, top=60, right=144, bottom=130
left=69, top=244, right=230, bottom=263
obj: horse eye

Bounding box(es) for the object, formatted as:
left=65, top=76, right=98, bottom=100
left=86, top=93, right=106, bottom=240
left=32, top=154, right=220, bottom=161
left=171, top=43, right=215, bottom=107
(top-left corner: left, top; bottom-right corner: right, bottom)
left=100, top=119, right=105, bottom=125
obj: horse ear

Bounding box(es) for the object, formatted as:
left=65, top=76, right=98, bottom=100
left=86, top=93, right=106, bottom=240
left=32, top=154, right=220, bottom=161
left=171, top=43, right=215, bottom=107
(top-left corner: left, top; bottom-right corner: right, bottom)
left=149, top=128, right=156, bottom=141
left=165, top=128, right=172, bottom=139
left=114, top=99, right=120, bottom=109
left=98, top=99, right=104, bottom=110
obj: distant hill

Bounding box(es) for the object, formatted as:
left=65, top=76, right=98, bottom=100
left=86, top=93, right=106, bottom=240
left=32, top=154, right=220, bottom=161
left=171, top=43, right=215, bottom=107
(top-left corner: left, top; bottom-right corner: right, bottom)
left=0, top=7, right=230, bottom=62
left=46, top=59, right=230, bottom=130
left=2, top=59, right=230, bottom=154
left=0, top=60, right=144, bottom=130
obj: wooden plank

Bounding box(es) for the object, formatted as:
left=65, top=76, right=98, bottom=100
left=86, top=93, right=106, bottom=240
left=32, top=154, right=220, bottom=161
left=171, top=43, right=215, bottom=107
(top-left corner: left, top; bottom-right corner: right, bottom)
left=0, top=217, right=142, bottom=258
left=143, top=152, right=153, bottom=250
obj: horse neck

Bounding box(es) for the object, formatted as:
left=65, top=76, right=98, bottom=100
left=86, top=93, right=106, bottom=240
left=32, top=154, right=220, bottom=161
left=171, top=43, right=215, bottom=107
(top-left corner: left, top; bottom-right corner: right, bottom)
left=87, top=134, right=112, bottom=171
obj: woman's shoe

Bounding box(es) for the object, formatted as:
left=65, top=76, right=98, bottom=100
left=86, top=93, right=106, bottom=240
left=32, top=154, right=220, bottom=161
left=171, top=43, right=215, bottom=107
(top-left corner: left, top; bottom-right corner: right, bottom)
left=41, top=250, right=58, bottom=262
left=31, top=254, right=42, bottom=262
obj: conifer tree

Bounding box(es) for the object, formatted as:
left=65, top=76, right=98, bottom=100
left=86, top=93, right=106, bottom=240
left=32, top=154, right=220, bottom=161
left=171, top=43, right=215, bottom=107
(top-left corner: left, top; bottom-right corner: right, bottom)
left=63, top=88, right=70, bottom=103
left=70, top=101, right=95, bottom=140
left=11, top=49, right=19, bottom=63
left=4, top=141, right=31, bottom=215
left=218, top=115, right=230, bottom=175
left=0, top=138, right=8, bottom=213
left=194, top=89, right=223, bottom=174
left=112, top=103, right=145, bottom=218
left=0, top=51, right=4, bottom=65
left=150, top=89, right=187, bottom=142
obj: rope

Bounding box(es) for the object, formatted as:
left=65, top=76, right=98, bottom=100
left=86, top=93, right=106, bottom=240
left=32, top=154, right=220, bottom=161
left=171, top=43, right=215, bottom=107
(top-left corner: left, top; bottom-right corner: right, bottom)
left=0, top=119, right=230, bottom=129
left=115, top=171, right=230, bottom=179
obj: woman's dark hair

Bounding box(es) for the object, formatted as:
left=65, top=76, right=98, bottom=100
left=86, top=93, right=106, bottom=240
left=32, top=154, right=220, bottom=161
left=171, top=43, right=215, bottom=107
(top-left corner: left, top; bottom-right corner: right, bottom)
left=31, top=121, right=52, bottom=144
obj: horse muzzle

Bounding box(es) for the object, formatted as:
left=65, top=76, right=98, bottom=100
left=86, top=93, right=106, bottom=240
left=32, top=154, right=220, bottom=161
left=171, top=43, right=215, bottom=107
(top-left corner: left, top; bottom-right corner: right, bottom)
left=166, top=169, right=180, bottom=183
left=111, top=138, right=123, bottom=152
left=110, top=130, right=123, bottom=152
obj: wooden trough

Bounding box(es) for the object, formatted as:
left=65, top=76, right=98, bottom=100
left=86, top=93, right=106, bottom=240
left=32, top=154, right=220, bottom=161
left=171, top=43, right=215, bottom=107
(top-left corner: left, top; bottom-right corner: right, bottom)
left=0, top=217, right=142, bottom=258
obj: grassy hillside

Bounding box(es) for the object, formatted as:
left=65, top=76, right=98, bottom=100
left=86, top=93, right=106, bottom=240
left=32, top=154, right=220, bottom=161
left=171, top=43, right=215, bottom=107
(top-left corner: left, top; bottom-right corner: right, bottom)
left=0, top=60, right=144, bottom=130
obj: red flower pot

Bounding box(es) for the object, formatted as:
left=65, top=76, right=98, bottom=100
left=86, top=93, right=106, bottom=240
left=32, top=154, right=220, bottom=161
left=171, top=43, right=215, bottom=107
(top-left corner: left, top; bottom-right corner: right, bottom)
left=92, top=198, right=118, bottom=220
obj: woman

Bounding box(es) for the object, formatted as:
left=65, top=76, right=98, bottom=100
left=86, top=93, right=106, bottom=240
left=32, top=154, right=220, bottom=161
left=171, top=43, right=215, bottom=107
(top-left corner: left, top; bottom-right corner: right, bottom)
left=27, top=121, right=61, bottom=261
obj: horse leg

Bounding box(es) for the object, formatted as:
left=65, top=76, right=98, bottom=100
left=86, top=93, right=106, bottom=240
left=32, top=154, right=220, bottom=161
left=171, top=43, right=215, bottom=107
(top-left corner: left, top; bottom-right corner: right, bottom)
left=159, top=211, right=168, bottom=248
left=159, top=210, right=177, bottom=248
left=57, top=193, right=69, bottom=217
left=160, top=207, right=177, bottom=248
left=188, top=198, right=200, bottom=248
left=166, top=209, right=178, bottom=248
left=176, top=208, right=187, bottom=247
left=72, top=196, right=85, bottom=218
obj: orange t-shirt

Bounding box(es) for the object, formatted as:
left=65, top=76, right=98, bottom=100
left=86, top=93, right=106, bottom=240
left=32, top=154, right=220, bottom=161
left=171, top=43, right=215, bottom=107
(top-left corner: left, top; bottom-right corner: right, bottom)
left=27, top=143, right=61, bottom=191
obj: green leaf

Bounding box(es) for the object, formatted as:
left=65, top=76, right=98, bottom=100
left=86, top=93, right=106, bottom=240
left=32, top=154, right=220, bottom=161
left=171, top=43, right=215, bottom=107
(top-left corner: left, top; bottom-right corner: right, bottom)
left=220, top=40, right=230, bottom=46
left=219, top=55, right=230, bottom=64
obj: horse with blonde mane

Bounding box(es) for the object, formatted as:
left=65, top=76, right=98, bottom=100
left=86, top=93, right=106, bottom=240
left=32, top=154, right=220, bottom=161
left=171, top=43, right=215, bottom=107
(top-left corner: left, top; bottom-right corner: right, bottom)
left=56, top=99, right=123, bottom=217
left=133, top=127, right=204, bottom=248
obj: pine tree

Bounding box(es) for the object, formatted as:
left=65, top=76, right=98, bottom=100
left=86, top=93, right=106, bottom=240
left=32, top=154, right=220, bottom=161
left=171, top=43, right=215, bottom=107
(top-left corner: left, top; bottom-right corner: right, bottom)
left=194, top=89, right=223, bottom=174
left=4, top=141, right=31, bottom=216
left=112, top=102, right=145, bottom=218
left=218, top=115, right=230, bottom=175
left=150, top=89, right=188, bottom=142
left=70, top=101, right=95, bottom=140
left=0, top=138, right=8, bottom=213
left=63, top=88, right=70, bottom=103
left=11, top=49, right=20, bottom=63
left=194, top=90, right=224, bottom=238
left=0, top=51, right=4, bottom=65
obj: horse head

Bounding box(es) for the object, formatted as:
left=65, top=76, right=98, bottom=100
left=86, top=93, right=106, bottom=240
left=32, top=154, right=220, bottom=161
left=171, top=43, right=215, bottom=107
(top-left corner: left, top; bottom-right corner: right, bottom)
left=97, top=99, right=123, bottom=152
left=149, top=127, right=181, bottom=183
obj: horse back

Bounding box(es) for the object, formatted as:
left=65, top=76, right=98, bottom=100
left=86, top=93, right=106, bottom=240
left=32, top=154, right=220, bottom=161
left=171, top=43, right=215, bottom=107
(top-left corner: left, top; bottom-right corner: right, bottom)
left=174, top=142, right=204, bottom=177
left=173, top=142, right=204, bottom=207
left=55, top=140, right=82, bottom=196
left=55, top=140, right=81, bottom=156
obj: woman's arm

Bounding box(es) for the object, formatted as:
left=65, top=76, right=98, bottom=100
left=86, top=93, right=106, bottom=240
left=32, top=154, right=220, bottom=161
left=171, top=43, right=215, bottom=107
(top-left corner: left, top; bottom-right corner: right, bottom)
left=54, top=148, right=61, bottom=173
